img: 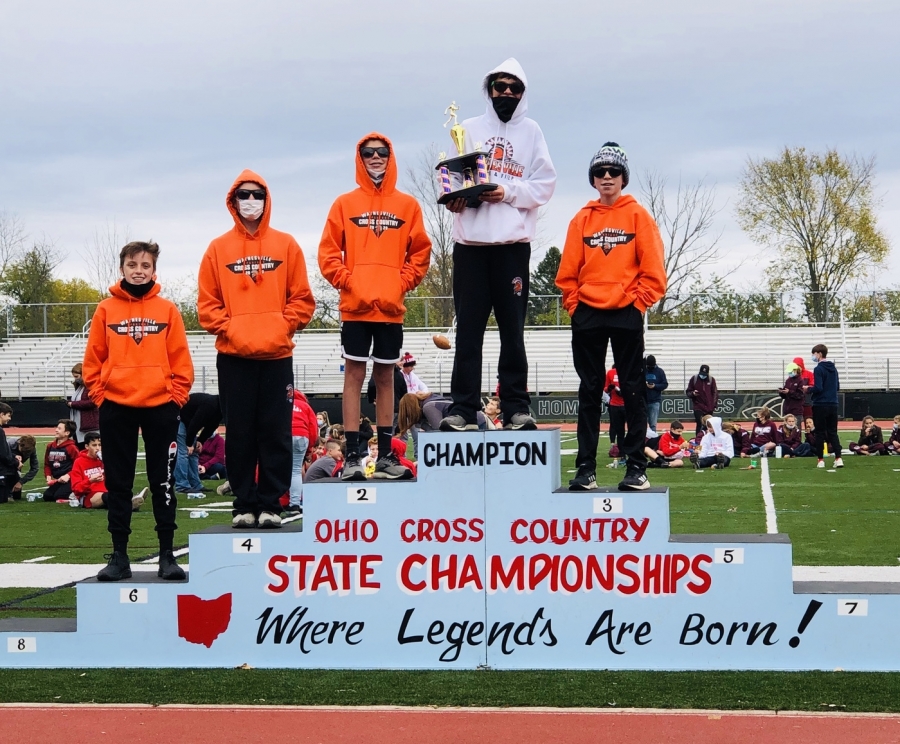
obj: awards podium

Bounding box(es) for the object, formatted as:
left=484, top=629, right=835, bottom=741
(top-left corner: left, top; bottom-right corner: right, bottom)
left=3, top=429, right=900, bottom=670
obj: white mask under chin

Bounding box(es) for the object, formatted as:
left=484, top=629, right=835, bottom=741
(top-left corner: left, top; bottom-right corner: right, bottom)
left=237, top=199, right=265, bottom=220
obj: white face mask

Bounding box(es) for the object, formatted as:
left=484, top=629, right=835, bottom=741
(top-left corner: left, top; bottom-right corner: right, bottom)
left=237, top=199, right=265, bottom=220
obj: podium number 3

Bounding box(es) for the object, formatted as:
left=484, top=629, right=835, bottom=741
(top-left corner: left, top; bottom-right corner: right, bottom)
left=233, top=538, right=261, bottom=553
left=7, top=637, right=36, bottom=653
left=348, top=487, right=376, bottom=504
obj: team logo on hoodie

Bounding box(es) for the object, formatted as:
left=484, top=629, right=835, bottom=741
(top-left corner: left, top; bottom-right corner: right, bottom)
left=484, top=137, right=525, bottom=178
left=584, top=228, right=636, bottom=255
left=107, top=318, right=168, bottom=345
left=349, top=211, right=405, bottom=238
left=225, top=256, right=283, bottom=278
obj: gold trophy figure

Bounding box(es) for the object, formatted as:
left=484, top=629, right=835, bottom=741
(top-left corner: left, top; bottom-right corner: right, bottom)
left=435, top=102, right=498, bottom=208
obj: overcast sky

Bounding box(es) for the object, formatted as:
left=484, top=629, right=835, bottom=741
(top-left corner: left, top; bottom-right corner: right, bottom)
left=2, top=0, right=899, bottom=295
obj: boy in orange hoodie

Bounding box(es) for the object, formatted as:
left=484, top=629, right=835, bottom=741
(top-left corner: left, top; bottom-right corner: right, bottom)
left=556, top=143, right=666, bottom=492
left=83, top=241, right=194, bottom=581
left=318, top=133, right=431, bottom=481
left=199, top=170, right=315, bottom=528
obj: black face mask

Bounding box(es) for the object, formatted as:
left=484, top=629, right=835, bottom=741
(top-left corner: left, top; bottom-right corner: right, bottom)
left=121, top=279, right=155, bottom=298
left=491, top=96, right=520, bottom=123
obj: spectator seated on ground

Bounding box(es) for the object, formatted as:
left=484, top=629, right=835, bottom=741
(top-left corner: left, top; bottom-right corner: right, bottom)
left=42, top=419, right=79, bottom=502
left=397, top=393, right=488, bottom=441
left=723, top=421, right=751, bottom=459
left=9, top=434, right=39, bottom=500
left=358, top=417, right=374, bottom=456
left=315, top=411, right=331, bottom=441
left=849, top=416, right=886, bottom=456
left=391, top=438, right=416, bottom=477
left=803, top=417, right=819, bottom=453
left=362, top=436, right=378, bottom=477
left=689, top=416, right=734, bottom=469
left=198, top=429, right=227, bottom=480
left=887, top=415, right=900, bottom=455
left=328, top=424, right=345, bottom=444
left=749, top=407, right=780, bottom=457
left=0, top=402, right=16, bottom=504
left=483, top=397, right=503, bottom=430
left=304, top=440, right=345, bottom=482
left=644, top=420, right=688, bottom=468
left=779, top=414, right=812, bottom=457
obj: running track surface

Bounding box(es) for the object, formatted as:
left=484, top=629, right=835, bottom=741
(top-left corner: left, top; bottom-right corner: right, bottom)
left=3, top=705, right=900, bottom=744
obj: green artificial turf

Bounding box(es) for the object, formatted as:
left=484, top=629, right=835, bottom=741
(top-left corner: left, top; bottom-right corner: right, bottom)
left=1, top=668, right=900, bottom=711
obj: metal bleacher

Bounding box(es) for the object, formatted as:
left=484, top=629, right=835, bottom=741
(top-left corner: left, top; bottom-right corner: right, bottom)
left=1, top=325, right=898, bottom=399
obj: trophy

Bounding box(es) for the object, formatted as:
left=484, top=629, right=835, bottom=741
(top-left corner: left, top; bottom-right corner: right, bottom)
left=435, top=102, right=498, bottom=208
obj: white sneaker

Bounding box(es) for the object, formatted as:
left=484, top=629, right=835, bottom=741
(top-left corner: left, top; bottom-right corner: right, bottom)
left=232, top=512, right=256, bottom=529
left=132, top=487, right=147, bottom=511
left=816, top=459, right=825, bottom=469
left=216, top=481, right=232, bottom=496
left=834, top=458, right=844, bottom=468
left=258, top=511, right=282, bottom=529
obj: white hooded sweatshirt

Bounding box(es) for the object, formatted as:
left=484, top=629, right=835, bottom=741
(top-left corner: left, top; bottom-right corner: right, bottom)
left=452, top=58, right=557, bottom=246
left=698, top=417, right=734, bottom=459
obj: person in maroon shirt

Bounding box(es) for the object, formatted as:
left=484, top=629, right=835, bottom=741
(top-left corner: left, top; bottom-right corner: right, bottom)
left=724, top=421, right=752, bottom=459
left=779, top=413, right=812, bottom=457
left=778, top=363, right=805, bottom=420
left=749, top=407, right=780, bottom=457
left=849, top=416, right=886, bottom=456
left=686, top=364, right=718, bottom=439
left=42, top=420, right=79, bottom=502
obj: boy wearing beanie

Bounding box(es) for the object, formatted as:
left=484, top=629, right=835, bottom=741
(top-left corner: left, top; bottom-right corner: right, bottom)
left=556, top=143, right=667, bottom=491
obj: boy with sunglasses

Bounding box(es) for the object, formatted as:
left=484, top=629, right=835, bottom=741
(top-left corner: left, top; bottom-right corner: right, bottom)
left=440, top=58, right=556, bottom=433
left=319, top=133, right=431, bottom=480
left=556, top=143, right=666, bottom=491
left=199, top=171, right=316, bottom=528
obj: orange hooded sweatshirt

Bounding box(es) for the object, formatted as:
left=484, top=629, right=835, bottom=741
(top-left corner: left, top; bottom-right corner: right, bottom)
left=318, top=133, right=431, bottom=323
left=83, top=281, right=194, bottom=408
left=555, top=194, right=667, bottom=315
left=198, top=169, right=316, bottom=359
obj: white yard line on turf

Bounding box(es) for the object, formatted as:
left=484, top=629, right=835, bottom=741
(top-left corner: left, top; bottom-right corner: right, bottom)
left=21, top=556, right=54, bottom=563
left=760, top=456, right=778, bottom=534
left=139, top=547, right=189, bottom=564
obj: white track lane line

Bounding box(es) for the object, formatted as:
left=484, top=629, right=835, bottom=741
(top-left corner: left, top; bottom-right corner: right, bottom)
left=760, top=455, right=778, bottom=534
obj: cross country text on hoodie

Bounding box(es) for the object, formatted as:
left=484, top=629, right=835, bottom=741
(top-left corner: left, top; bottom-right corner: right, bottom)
left=452, top=58, right=557, bottom=246
left=698, top=417, right=734, bottom=459
left=83, top=281, right=194, bottom=408
left=198, top=170, right=316, bottom=360
left=318, top=133, right=431, bottom=323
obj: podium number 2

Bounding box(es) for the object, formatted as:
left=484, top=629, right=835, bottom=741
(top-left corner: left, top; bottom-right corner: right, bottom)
left=233, top=537, right=261, bottom=553
left=348, top=487, right=376, bottom=504
left=714, top=548, right=745, bottom=564
left=7, top=637, right=36, bottom=653
left=119, top=588, right=148, bottom=604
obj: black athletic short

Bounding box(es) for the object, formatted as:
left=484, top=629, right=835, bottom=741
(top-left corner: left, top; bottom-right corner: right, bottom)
left=341, top=321, right=403, bottom=364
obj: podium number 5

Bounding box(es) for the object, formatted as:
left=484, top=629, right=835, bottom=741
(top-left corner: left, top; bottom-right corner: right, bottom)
left=714, top=548, right=745, bottom=564
left=347, top=487, right=376, bottom=504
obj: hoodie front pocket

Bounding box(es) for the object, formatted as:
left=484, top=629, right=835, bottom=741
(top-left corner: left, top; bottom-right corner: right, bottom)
left=105, top=365, right=169, bottom=402
left=227, top=312, right=292, bottom=357
left=579, top=281, right=630, bottom=310
left=346, top=263, right=404, bottom=317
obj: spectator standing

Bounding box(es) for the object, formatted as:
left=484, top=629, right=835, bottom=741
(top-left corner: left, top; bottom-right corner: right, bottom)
left=644, top=355, right=668, bottom=433
left=318, top=133, right=431, bottom=480
left=0, top=403, right=15, bottom=504
left=849, top=416, right=886, bottom=455
left=793, top=356, right=815, bottom=420
left=287, top=389, right=318, bottom=514
left=399, top=353, right=428, bottom=394
left=556, top=142, right=666, bottom=492
left=686, top=364, right=718, bottom=440
left=778, top=363, right=805, bottom=420
left=9, top=434, right=39, bottom=499
left=440, top=58, right=556, bottom=433
left=175, top=393, right=221, bottom=495
left=805, top=344, right=843, bottom=469
left=67, top=363, right=98, bottom=449
left=604, top=365, right=626, bottom=458
left=41, top=420, right=79, bottom=502
left=198, top=170, right=316, bottom=529
left=198, top=430, right=227, bottom=480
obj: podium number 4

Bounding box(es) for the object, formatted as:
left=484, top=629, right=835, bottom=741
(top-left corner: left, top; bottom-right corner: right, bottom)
left=7, top=637, right=36, bottom=653
left=233, top=538, right=261, bottom=553
left=348, top=487, right=376, bottom=504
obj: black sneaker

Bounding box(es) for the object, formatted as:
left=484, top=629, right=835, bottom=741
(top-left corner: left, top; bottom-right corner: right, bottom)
left=158, top=550, right=186, bottom=581
left=618, top=469, right=650, bottom=492
left=504, top=412, right=537, bottom=431
left=568, top=470, right=597, bottom=491
left=282, top=504, right=302, bottom=516
left=97, top=551, right=132, bottom=582
left=714, top=452, right=726, bottom=469
left=689, top=451, right=701, bottom=469
left=372, top=451, right=414, bottom=480
left=440, top=414, right=478, bottom=432
left=341, top=451, right=367, bottom=481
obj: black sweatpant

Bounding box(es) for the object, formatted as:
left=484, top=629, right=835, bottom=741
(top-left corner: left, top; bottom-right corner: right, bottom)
left=449, top=242, right=531, bottom=424
left=571, top=304, right=648, bottom=473
left=608, top=405, right=626, bottom=447
left=217, top=354, right=293, bottom=517
left=42, top=480, right=72, bottom=502
left=812, top=404, right=842, bottom=459
left=99, top=400, right=179, bottom=547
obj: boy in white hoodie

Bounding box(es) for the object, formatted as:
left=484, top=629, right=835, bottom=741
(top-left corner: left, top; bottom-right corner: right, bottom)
left=440, top=58, right=556, bottom=433
left=690, top=416, right=734, bottom=469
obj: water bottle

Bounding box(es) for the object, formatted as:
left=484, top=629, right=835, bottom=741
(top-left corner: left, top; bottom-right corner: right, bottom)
left=775, top=445, right=783, bottom=458
left=189, top=510, right=209, bottom=519
left=68, top=495, right=80, bottom=508
left=187, top=492, right=205, bottom=499
left=26, top=493, right=40, bottom=502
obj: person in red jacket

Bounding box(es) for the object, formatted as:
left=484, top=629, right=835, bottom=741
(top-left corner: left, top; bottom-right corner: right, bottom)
left=83, top=240, right=194, bottom=582
left=286, top=390, right=318, bottom=514
left=644, top=420, right=688, bottom=468
left=556, top=143, right=666, bottom=492
left=604, top=366, right=625, bottom=457
left=199, top=170, right=315, bottom=530
left=41, top=420, right=79, bottom=502
left=793, top=356, right=815, bottom=419
left=318, top=133, right=430, bottom=481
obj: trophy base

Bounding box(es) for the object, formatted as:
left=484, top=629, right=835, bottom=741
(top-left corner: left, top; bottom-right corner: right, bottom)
left=438, top=183, right=498, bottom=209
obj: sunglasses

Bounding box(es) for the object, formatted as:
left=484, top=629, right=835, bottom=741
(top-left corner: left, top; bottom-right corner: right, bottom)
left=591, top=166, right=624, bottom=179
left=492, top=80, right=525, bottom=95
left=234, top=188, right=266, bottom=200
left=360, top=146, right=390, bottom=159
